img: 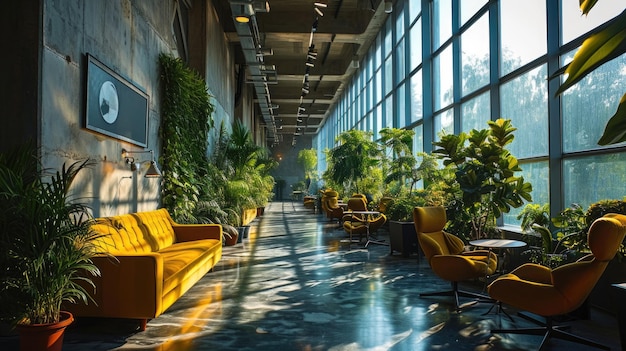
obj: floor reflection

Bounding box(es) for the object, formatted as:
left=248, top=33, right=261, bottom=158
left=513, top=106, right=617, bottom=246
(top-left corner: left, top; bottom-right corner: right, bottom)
left=0, top=201, right=619, bottom=351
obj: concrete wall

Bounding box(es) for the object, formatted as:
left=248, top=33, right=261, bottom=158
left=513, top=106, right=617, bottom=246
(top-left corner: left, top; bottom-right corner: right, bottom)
left=34, top=0, right=236, bottom=217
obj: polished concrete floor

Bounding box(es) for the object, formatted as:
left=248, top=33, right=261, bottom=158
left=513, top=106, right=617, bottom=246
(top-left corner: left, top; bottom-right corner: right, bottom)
left=0, top=201, right=622, bottom=350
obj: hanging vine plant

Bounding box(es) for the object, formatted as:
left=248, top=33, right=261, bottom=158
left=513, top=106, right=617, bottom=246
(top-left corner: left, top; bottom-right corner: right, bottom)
left=158, top=54, right=215, bottom=222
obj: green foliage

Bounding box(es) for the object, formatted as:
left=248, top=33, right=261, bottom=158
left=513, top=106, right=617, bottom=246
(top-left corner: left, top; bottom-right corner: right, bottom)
left=434, top=119, right=533, bottom=240
left=551, top=3, right=626, bottom=145
left=324, top=129, right=382, bottom=194
left=209, top=120, right=276, bottom=226
left=0, top=145, right=102, bottom=326
left=557, top=200, right=626, bottom=254
left=159, top=54, right=215, bottom=222
left=297, top=149, right=318, bottom=181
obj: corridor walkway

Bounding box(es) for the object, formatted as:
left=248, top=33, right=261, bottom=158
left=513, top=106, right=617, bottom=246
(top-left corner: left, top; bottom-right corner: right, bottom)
left=1, top=201, right=620, bottom=350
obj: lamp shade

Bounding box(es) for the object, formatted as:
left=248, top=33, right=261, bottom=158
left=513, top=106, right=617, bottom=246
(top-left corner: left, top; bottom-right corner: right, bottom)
left=145, top=161, right=162, bottom=178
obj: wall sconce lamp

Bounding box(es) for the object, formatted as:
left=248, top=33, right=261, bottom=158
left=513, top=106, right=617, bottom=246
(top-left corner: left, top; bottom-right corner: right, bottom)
left=121, top=148, right=162, bottom=178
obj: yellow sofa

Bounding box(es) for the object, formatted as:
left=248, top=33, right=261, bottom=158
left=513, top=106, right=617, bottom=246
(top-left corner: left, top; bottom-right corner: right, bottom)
left=66, top=208, right=222, bottom=330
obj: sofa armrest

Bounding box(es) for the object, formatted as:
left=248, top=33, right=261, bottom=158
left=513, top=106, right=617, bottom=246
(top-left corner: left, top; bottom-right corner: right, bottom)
left=90, top=253, right=164, bottom=317
left=172, top=223, right=223, bottom=244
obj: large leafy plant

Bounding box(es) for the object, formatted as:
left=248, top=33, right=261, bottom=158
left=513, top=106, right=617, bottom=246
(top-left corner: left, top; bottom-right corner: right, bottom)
left=552, top=1, right=626, bottom=145
left=159, top=54, right=215, bottom=222
left=0, top=146, right=101, bottom=326
left=433, top=119, right=533, bottom=240
left=324, top=129, right=382, bottom=195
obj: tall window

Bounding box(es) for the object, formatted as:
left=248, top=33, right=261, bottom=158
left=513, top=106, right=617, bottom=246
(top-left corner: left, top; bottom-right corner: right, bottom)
left=313, top=0, right=626, bottom=227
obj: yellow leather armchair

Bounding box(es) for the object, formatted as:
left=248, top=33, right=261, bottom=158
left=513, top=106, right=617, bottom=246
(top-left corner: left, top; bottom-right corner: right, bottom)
left=321, top=189, right=343, bottom=221
left=488, top=213, right=626, bottom=350
left=413, top=206, right=497, bottom=310
left=342, top=197, right=387, bottom=244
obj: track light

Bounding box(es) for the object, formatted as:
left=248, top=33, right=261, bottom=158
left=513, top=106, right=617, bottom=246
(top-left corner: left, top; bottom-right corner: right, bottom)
left=314, top=7, right=324, bottom=17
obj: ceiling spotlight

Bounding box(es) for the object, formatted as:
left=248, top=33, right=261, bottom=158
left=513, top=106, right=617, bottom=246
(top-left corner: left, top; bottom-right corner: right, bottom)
left=298, top=107, right=306, bottom=113
left=314, top=2, right=327, bottom=8
left=314, top=7, right=324, bottom=16
left=297, top=117, right=303, bottom=122
left=302, top=88, right=310, bottom=94
left=305, top=61, right=314, bottom=68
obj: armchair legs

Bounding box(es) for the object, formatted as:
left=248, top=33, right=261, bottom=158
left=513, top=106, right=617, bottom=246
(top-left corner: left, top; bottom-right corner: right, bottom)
left=491, top=318, right=610, bottom=351
left=420, top=281, right=492, bottom=310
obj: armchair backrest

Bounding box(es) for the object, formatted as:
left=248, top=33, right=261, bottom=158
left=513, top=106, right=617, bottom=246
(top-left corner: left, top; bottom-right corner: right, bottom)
left=413, top=206, right=465, bottom=260
left=552, top=214, right=626, bottom=308
left=347, top=197, right=367, bottom=211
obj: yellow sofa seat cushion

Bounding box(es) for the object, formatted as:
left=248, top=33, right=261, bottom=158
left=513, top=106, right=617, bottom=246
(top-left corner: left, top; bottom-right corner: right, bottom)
left=159, top=238, right=222, bottom=295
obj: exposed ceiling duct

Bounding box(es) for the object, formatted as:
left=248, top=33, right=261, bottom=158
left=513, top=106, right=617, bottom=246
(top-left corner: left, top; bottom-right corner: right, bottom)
left=229, top=0, right=277, bottom=141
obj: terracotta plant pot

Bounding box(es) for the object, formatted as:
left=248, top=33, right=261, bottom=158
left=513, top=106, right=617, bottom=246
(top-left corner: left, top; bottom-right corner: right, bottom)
left=16, top=311, right=74, bottom=351
left=224, top=232, right=239, bottom=246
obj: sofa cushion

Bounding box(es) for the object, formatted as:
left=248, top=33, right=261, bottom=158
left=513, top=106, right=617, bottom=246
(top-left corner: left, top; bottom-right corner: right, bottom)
left=91, top=209, right=176, bottom=254
left=159, top=239, right=222, bottom=295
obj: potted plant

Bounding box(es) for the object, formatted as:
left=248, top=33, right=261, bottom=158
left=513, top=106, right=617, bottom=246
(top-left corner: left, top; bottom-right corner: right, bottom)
left=434, top=119, right=533, bottom=241
left=323, top=129, right=382, bottom=195
left=386, top=194, right=424, bottom=257
left=0, top=146, right=102, bottom=351
left=517, top=203, right=567, bottom=268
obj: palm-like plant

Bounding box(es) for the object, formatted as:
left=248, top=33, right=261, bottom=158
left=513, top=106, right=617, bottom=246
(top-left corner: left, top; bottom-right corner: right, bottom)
left=325, top=129, right=382, bottom=195
left=0, top=146, right=101, bottom=326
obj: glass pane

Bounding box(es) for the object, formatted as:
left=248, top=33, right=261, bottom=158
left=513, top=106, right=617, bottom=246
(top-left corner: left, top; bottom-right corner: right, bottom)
left=562, top=51, right=626, bottom=152
left=409, top=0, right=421, bottom=23
left=433, top=45, right=453, bottom=110
left=461, top=13, right=489, bottom=95
left=461, top=91, right=490, bottom=133
left=375, top=69, right=382, bottom=103
left=410, top=18, right=422, bottom=70
left=461, top=0, right=487, bottom=26
left=374, top=34, right=382, bottom=68
left=413, top=124, right=423, bottom=154
left=502, top=160, right=549, bottom=226
left=500, top=65, right=548, bottom=159
left=375, top=104, right=383, bottom=139
left=384, top=20, right=393, bottom=57
left=433, top=0, right=452, bottom=50
left=562, top=0, right=625, bottom=45
left=396, top=82, right=406, bottom=128
left=410, top=70, right=423, bottom=123
left=384, top=56, right=393, bottom=95
left=500, top=0, right=546, bottom=76
left=434, top=108, right=454, bottom=142
left=385, top=95, right=393, bottom=129
left=395, top=5, right=405, bottom=42
left=396, top=39, right=406, bottom=83
left=564, top=153, right=626, bottom=210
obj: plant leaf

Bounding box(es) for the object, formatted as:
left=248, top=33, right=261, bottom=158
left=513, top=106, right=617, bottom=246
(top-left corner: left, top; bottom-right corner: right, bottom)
left=554, top=10, right=626, bottom=96
left=598, top=93, right=626, bottom=145
left=580, top=0, right=599, bottom=15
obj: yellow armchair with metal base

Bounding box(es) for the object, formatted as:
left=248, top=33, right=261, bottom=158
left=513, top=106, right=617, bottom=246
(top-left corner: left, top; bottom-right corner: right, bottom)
left=342, top=197, right=386, bottom=244
left=321, top=190, right=343, bottom=221
left=488, top=213, right=626, bottom=351
left=413, top=206, right=498, bottom=310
